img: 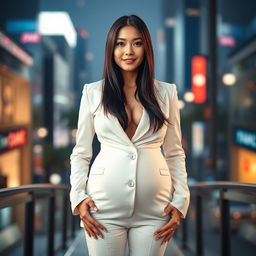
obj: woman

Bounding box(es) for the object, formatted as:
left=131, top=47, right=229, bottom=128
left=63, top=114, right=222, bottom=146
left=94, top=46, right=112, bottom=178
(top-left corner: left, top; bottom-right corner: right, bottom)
left=69, top=14, right=190, bottom=256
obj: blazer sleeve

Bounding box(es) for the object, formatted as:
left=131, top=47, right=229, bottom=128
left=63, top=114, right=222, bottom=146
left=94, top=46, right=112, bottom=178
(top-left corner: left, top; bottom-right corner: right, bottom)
left=69, top=83, right=95, bottom=215
left=162, top=83, right=190, bottom=219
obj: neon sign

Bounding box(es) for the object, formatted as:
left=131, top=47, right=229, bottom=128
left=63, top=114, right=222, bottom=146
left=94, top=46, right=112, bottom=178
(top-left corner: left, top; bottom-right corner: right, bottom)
left=234, top=128, right=256, bottom=151
left=192, top=56, right=207, bottom=104
left=0, top=129, right=27, bottom=151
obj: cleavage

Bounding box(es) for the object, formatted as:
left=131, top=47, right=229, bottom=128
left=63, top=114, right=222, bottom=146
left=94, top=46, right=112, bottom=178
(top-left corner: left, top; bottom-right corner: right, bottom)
left=124, top=102, right=143, bottom=140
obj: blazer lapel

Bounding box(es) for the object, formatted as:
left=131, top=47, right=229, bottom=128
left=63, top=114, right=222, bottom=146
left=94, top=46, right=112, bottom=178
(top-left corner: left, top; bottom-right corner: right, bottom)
left=103, top=79, right=165, bottom=146
left=108, top=114, right=133, bottom=146
left=108, top=106, right=150, bottom=146
left=131, top=106, right=150, bottom=143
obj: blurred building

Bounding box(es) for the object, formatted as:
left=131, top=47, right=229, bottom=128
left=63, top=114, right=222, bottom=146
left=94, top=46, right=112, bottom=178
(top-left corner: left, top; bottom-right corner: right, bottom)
left=161, top=0, right=256, bottom=183
left=74, top=28, right=91, bottom=105
left=0, top=28, right=33, bottom=188
left=0, top=0, right=87, bottom=184
left=214, top=0, right=256, bottom=182
left=0, top=28, right=34, bottom=253
left=228, top=34, right=256, bottom=183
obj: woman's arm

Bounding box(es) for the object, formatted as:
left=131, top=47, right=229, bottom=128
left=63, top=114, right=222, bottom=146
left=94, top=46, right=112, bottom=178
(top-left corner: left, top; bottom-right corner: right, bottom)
left=69, top=83, right=95, bottom=215
left=162, top=83, right=190, bottom=219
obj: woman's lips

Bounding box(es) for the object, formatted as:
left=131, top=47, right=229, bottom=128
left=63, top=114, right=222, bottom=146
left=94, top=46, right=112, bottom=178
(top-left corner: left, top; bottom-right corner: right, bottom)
left=123, top=59, right=136, bottom=64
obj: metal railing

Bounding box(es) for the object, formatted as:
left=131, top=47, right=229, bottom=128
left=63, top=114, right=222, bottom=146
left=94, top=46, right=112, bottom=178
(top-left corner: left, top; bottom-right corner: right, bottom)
left=0, top=184, right=77, bottom=256
left=2, top=182, right=256, bottom=256
left=180, top=181, right=256, bottom=256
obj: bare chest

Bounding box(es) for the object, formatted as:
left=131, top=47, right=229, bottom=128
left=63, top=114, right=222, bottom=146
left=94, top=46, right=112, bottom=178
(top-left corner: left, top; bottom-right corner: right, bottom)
left=123, top=89, right=144, bottom=139
left=124, top=89, right=143, bottom=124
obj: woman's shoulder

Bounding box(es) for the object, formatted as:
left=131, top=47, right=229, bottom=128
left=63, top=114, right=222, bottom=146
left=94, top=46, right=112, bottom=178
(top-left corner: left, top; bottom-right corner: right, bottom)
left=154, top=79, right=177, bottom=100
left=81, top=80, right=104, bottom=113
left=83, top=79, right=104, bottom=94
left=154, top=79, right=176, bottom=90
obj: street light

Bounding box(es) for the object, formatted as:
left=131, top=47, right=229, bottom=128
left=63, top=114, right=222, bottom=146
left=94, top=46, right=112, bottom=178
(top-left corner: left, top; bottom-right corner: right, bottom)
left=222, top=73, right=236, bottom=86
left=184, top=91, right=195, bottom=102
left=37, top=127, right=48, bottom=138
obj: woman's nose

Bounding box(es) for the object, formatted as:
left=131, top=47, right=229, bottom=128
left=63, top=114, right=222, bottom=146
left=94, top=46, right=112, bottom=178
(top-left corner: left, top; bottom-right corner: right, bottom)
left=124, top=43, right=134, bottom=54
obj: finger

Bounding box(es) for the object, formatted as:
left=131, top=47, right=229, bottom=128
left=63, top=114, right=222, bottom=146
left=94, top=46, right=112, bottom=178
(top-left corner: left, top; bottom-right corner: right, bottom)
left=155, top=227, right=175, bottom=239
left=85, top=218, right=108, bottom=239
left=162, top=232, right=174, bottom=245
left=153, top=222, right=172, bottom=235
left=85, top=221, right=98, bottom=239
left=84, top=220, right=102, bottom=239
left=81, top=210, right=108, bottom=233
left=84, top=227, right=92, bottom=238
left=94, top=220, right=109, bottom=233
left=87, top=200, right=98, bottom=211
left=81, top=210, right=98, bottom=224
left=82, top=221, right=93, bottom=238
left=80, top=215, right=100, bottom=239
left=155, top=227, right=174, bottom=240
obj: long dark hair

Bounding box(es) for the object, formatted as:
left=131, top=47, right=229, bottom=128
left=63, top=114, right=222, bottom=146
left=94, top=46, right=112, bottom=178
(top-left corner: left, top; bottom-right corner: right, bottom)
left=101, top=14, right=170, bottom=133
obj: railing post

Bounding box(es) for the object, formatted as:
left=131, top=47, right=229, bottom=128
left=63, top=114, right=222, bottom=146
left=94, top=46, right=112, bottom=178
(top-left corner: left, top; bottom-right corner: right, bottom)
left=71, top=213, right=76, bottom=238
left=48, top=189, right=55, bottom=256
left=62, top=192, right=68, bottom=250
left=220, top=188, right=230, bottom=256
left=196, top=190, right=203, bottom=256
left=181, top=217, right=187, bottom=249
left=24, top=192, right=35, bottom=256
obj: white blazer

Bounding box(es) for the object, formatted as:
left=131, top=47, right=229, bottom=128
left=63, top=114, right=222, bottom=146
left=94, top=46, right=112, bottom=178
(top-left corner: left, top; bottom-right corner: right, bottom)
left=69, top=79, right=190, bottom=223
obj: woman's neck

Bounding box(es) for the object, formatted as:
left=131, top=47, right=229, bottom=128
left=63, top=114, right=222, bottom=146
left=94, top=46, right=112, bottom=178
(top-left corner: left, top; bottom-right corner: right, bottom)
left=121, top=70, right=138, bottom=88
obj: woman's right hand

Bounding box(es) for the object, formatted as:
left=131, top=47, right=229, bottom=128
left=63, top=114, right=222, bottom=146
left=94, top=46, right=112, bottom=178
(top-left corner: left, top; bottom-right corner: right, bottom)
left=76, top=197, right=109, bottom=239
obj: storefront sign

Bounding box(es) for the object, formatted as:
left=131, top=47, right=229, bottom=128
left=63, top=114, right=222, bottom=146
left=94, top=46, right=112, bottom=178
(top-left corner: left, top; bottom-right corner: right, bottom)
left=0, top=30, right=33, bottom=66
left=192, top=56, right=207, bottom=104
left=237, top=147, right=256, bottom=183
left=20, top=32, right=42, bottom=44
left=234, top=128, right=256, bottom=151
left=5, top=19, right=36, bottom=33
left=0, top=129, right=27, bottom=151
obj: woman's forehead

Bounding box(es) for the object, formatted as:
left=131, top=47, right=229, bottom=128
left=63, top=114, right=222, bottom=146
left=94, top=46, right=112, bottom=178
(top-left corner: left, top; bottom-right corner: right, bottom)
left=117, top=26, right=142, bottom=38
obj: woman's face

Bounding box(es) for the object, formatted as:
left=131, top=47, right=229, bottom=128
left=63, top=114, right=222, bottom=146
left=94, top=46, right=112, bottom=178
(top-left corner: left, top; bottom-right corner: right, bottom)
left=113, top=25, right=145, bottom=74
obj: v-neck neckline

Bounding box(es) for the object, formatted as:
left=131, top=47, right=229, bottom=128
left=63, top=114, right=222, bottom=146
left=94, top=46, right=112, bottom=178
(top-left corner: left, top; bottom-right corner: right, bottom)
left=124, top=106, right=144, bottom=142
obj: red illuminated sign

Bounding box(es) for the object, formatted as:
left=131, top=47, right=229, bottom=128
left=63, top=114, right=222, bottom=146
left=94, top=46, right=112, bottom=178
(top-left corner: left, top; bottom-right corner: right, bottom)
left=0, top=129, right=27, bottom=151
left=0, top=30, right=33, bottom=66
left=192, top=56, right=207, bottom=104
left=20, top=32, right=42, bottom=44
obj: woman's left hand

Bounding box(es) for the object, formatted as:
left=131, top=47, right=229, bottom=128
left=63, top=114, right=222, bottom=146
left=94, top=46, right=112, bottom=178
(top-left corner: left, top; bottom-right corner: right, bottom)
left=153, top=203, right=182, bottom=245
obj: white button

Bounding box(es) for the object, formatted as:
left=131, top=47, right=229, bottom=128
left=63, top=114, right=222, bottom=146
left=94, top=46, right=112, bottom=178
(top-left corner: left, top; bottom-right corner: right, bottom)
left=129, top=153, right=136, bottom=160
left=128, top=180, right=135, bottom=187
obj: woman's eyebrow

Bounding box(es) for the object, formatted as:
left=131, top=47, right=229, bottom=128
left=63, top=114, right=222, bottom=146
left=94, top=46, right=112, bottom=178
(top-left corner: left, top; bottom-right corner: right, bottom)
left=117, top=37, right=142, bottom=40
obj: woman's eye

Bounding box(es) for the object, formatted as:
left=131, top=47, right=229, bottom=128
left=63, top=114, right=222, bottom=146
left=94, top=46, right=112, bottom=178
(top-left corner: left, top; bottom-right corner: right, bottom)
left=116, top=41, right=142, bottom=46
left=134, top=41, right=142, bottom=46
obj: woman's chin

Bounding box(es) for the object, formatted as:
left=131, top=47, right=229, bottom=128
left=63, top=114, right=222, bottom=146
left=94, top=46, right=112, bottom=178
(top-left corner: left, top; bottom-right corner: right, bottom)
left=120, top=66, right=139, bottom=72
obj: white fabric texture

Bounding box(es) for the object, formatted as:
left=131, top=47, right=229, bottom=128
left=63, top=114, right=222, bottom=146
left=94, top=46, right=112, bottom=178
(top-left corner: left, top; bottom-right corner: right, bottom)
left=69, top=79, right=190, bottom=221
left=83, top=218, right=169, bottom=256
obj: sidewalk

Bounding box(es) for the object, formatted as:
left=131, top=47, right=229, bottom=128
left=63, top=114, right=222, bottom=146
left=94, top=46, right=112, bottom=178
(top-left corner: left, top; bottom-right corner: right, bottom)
left=64, top=229, right=185, bottom=256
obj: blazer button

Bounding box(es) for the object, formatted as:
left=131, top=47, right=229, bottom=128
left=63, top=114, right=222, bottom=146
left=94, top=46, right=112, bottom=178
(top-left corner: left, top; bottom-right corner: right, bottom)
left=128, top=180, right=135, bottom=187
left=129, top=153, right=136, bottom=160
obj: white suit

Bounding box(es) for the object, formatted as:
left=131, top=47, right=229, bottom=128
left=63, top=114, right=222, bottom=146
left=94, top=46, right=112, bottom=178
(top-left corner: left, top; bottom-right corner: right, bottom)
left=69, top=79, right=190, bottom=228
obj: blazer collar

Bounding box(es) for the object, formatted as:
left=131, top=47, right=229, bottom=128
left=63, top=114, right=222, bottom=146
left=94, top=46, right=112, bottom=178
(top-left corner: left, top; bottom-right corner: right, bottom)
left=107, top=79, right=164, bottom=146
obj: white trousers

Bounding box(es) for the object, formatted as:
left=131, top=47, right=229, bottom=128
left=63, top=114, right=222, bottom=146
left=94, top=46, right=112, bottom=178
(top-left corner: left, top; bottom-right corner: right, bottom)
left=82, top=214, right=170, bottom=256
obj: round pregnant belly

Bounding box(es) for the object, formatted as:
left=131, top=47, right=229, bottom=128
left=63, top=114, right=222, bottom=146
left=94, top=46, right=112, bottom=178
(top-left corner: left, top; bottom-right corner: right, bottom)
left=135, top=149, right=173, bottom=213
left=86, top=148, right=172, bottom=218
left=86, top=149, right=138, bottom=213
